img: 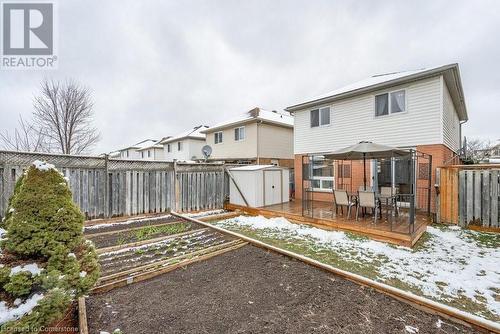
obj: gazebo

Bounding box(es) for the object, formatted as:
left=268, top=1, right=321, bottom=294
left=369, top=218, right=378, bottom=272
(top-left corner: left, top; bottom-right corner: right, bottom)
left=301, top=141, right=432, bottom=233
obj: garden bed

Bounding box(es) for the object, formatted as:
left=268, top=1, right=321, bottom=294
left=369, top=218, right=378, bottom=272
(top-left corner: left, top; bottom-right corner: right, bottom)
left=86, top=220, right=202, bottom=249
left=86, top=245, right=476, bottom=334
left=213, top=215, right=500, bottom=322
left=97, top=228, right=235, bottom=277
left=84, top=214, right=180, bottom=235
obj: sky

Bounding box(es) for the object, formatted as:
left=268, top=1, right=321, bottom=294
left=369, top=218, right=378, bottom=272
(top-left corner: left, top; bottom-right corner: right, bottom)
left=1, top=0, right=499, bottom=154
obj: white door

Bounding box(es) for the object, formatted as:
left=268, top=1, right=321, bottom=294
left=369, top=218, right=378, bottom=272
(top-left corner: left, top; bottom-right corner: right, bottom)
left=264, top=170, right=282, bottom=205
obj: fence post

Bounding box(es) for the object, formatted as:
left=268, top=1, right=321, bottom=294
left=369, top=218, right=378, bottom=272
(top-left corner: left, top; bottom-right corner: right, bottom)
left=104, top=154, right=109, bottom=218
left=173, top=161, right=180, bottom=212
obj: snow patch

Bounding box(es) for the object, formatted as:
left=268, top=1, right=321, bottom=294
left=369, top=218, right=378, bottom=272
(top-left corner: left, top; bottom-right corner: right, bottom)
left=84, top=214, right=172, bottom=230
left=0, top=293, right=44, bottom=325
left=79, top=271, right=87, bottom=278
left=10, top=263, right=42, bottom=277
left=404, top=325, right=419, bottom=333
left=217, top=215, right=500, bottom=317
left=68, top=253, right=76, bottom=259
left=32, top=160, right=55, bottom=171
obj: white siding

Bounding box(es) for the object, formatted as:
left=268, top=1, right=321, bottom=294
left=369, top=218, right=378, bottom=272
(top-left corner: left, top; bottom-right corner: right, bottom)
left=442, top=81, right=460, bottom=151
left=163, top=139, right=206, bottom=161
left=294, top=76, right=443, bottom=154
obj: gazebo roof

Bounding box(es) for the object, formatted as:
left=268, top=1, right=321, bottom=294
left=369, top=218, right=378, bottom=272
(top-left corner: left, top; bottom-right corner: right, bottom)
left=323, top=141, right=410, bottom=160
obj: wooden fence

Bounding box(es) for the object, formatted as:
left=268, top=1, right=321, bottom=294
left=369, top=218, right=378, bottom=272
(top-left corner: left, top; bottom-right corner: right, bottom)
left=437, top=165, right=500, bottom=228
left=0, top=151, right=227, bottom=220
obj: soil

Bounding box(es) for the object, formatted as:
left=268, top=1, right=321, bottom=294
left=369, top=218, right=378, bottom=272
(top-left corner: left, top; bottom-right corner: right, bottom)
left=86, top=245, right=479, bottom=334
left=86, top=221, right=204, bottom=249
left=84, top=215, right=180, bottom=235
left=45, top=302, right=79, bottom=334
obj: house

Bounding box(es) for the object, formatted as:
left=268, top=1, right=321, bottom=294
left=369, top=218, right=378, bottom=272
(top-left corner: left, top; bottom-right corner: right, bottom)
left=201, top=107, right=294, bottom=167
left=159, top=125, right=208, bottom=161
left=136, top=139, right=166, bottom=160
left=286, top=63, right=468, bottom=210
left=116, top=139, right=158, bottom=160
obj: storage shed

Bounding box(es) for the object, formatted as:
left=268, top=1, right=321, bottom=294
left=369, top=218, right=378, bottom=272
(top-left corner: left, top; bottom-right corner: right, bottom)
left=229, top=165, right=289, bottom=208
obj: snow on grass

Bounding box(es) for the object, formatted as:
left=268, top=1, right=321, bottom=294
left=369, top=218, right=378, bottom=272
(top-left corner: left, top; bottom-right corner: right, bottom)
left=84, top=214, right=172, bottom=230
left=216, top=215, right=500, bottom=318
left=0, top=293, right=44, bottom=325
left=9, top=263, right=42, bottom=276
left=183, top=209, right=226, bottom=218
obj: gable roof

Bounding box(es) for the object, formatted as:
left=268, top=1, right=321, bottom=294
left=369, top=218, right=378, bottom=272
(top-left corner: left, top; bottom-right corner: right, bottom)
left=286, top=63, right=468, bottom=121
left=118, top=139, right=158, bottom=152
left=159, top=125, right=208, bottom=145
left=201, top=107, right=293, bottom=133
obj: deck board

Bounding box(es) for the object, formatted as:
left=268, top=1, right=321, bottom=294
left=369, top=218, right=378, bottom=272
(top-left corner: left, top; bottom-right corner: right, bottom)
left=226, top=200, right=429, bottom=247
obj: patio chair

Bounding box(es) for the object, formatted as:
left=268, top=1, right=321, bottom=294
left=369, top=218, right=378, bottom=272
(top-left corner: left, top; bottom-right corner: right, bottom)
left=358, top=185, right=373, bottom=192
left=333, top=189, right=355, bottom=219
left=356, top=190, right=380, bottom=224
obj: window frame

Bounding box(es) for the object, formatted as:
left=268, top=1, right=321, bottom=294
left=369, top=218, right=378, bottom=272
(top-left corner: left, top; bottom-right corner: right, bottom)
left=310, top=106, right=331, bottom=128
left=167, top=144, right=171, bottom=153
left=214, top=131, right=223, bottom=144
left=234, top=126, right=246, bottom=141
left=310, top=156, right=334, bottom=192
left=374, top=89, right=407, bottom=117
left=177, top=141, right=183, bottom=151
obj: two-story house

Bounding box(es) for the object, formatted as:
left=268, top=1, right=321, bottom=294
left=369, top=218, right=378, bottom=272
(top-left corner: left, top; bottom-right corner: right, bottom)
left=136, top=139, right=166, bottom=160
left=286, top=63, right=468, bottom=208
left=201, top=108, right=294, bottom=167
left=116, top=139, right=158, bottom=160
left=160, top=125, right=208, bottom=161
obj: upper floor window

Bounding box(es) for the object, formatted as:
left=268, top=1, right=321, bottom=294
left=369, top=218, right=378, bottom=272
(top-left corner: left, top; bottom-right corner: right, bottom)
left=310, top=107, right=330, bottom=127
left=178, top=141, right=183, bottom=151
left=147, top=150, right=151, bottom=158
left=141, top=151, right=144, bottom=158
left=214, top=131, right=223, bottom=144
left=375, top=90, right=406, bottom=117
left=234, top=126, right=245, bottom=141
left=167, top=144, right=171, bottom=153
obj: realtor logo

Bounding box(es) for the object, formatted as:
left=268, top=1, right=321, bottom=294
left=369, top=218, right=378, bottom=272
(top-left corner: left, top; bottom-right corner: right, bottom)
left=1, top=1, right=57, bottom=69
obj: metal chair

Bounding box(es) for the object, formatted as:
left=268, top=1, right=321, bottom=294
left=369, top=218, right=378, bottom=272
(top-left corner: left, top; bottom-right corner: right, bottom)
left=333, top=189, right=355, bottom=219
left=356, top=190, right=380, bottom=224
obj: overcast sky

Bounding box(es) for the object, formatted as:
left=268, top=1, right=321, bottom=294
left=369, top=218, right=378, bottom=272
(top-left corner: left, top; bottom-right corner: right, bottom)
left=1, top=0, right=499, bottom=154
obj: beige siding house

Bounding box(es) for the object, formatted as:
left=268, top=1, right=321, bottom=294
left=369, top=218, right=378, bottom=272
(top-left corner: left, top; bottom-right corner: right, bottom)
left=201, top=108, right=294, bottom=167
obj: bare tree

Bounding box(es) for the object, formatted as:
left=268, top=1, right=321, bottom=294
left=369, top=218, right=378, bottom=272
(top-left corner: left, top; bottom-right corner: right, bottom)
left=464, top=137, right=493, bottom=163
left=33, top=79, right=100, bottom=154
left=0, top=115, right=51, bottom=152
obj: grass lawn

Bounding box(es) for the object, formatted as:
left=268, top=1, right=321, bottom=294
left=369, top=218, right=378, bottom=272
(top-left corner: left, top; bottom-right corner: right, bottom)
left=213, top=215, right=500, bottom=322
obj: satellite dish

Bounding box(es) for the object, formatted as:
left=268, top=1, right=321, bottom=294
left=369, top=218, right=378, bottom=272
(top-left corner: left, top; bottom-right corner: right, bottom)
left=202, top=145, right=212, bottom=159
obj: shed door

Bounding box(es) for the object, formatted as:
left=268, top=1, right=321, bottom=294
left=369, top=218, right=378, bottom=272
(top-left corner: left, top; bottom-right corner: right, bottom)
left=264, top=170, right=282, bottom=206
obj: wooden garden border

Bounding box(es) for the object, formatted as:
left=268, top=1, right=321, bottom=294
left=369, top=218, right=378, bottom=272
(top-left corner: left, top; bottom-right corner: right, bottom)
left=78, top=297, right=88, bottom=334
left=173, top=211, right=500, bottom=334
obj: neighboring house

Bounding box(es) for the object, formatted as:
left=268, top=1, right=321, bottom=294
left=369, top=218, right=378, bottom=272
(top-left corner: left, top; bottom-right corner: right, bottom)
left=160, top=125, right=208, bottom=161
left=201, top=107, right=294, bottom=167
left=136, top=139, right=166, bottom=160
left=286, top=63, right=468, bottom=207
left=116, top=139, right=158, bottom=160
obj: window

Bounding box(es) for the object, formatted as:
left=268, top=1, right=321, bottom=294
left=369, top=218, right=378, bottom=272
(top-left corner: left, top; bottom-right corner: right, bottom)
left=214, top=131, right=223, bottom=144
left=167, top=144, right=171, bottom=153
left=177, top=142, right=183, bottom=151
left=375, top=90, right=406, bottom=116
left=147, top=150, right=151, bottom=158
left=310, top=156, right=334, bottom=191
left=310, top=107, right=330, bottom=127
left=234, top=126, right=245, bottom=141
left=141, top=151, right=144, bottom=158
left=126, top=151, right=129, bottom=158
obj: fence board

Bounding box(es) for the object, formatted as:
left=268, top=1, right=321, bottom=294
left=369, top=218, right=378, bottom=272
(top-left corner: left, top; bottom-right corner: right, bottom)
left=491, top=171, right=499, bottom=227
left=474, top=171, right=481, bottom=220
left=0, top=151, right=227, bottom=219
left=482, top=171, right=490, bottom=227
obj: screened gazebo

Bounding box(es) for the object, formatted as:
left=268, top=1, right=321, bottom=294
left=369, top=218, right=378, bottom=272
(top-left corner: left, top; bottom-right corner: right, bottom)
left=301, top=141, right=433, bottom=234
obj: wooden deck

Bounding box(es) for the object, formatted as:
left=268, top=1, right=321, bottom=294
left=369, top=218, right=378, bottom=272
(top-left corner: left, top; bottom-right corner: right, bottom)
left=225, top=200, right=429, bottom=247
